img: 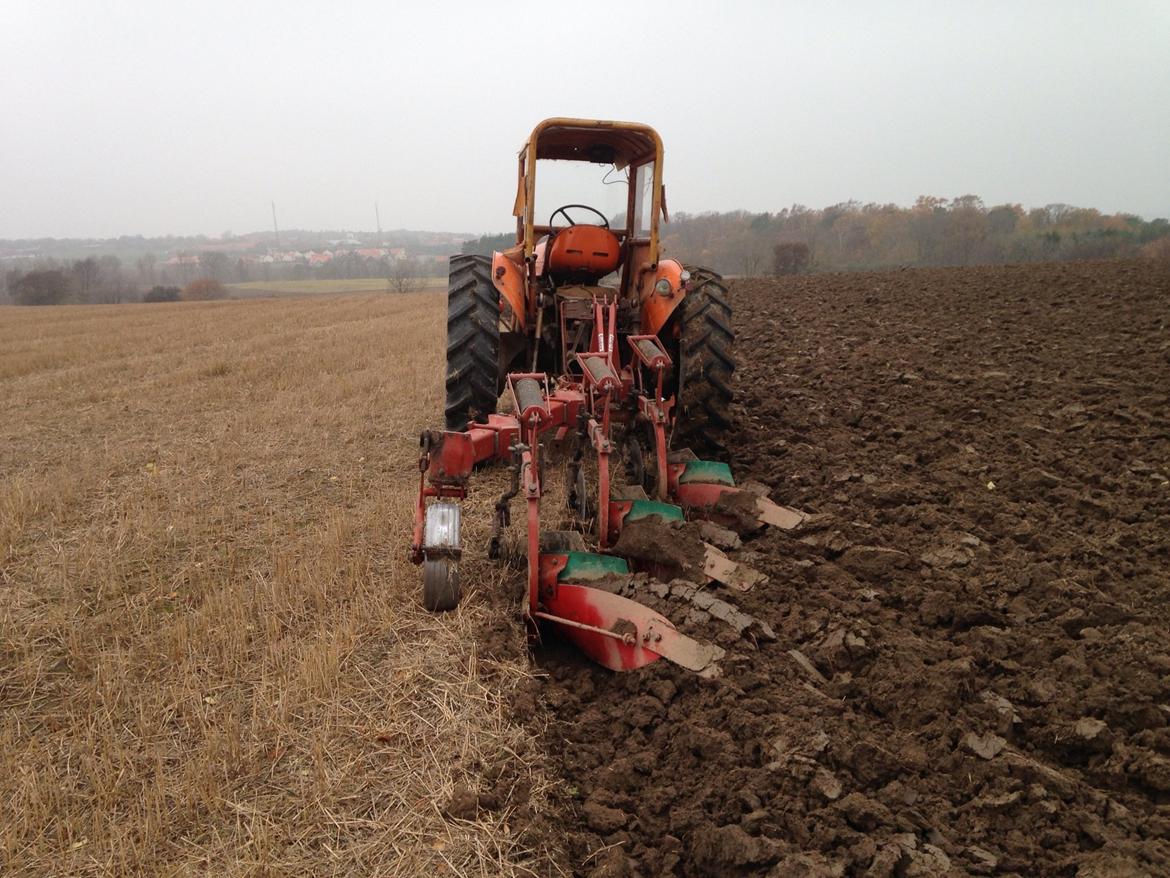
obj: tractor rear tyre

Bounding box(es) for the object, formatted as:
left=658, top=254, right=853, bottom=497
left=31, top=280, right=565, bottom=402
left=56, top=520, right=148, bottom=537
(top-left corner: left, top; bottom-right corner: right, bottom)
left=675, top=267, right=735, bottom=449
left=445, top=254, right=500, bottom=431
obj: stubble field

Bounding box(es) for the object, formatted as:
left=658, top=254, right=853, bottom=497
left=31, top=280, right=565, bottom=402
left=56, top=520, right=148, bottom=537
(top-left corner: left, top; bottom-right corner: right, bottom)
left=3, top=258, right=1170, bottom=877
left=0, top=294, right=556, bottom=876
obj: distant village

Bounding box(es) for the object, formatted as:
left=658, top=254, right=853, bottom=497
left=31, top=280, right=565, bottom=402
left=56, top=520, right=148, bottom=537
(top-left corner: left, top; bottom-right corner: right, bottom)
left=157, top=244, right=451, bottom=274
left=158, top=237, right=448, bottom=270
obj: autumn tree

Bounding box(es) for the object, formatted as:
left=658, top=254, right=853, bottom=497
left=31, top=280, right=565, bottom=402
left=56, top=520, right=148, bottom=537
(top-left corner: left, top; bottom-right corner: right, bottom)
left=182, top=278, right=228, bottom=300
left=772, top=242, right=810, bottom=275
left=987, top=204, right=1022, bottom=236
left=948, top=195, right=987, bottom=265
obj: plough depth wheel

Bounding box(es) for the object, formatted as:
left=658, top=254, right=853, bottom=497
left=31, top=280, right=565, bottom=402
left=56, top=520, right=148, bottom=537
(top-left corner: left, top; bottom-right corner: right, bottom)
left=421, top=501, right=462, bottom=612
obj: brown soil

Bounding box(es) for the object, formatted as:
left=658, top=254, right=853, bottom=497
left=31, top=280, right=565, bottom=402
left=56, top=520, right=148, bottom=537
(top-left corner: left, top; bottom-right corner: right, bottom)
left=513, top=260, right=1170, bottom=876
left=611, top=518, right=710, bottom=574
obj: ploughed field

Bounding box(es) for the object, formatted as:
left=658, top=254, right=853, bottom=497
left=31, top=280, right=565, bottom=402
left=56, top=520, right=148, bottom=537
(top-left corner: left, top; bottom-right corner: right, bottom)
left=505, top=259, right=1170, bottom=876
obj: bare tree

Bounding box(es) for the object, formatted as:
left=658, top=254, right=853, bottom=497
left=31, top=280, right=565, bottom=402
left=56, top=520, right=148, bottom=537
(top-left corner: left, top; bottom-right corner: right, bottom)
left=72, top=257, right=99, bottom=303
left=136, top=252, right=157, bottom=286
left=387, top=257, right=423, bottom=294
left=739, top=239, right=769, bottom=277
left=199, top=251, right=231, bottom=281
left=175, top=252, right=198, bottom=283
left=96, top=254, right=125, bottom=303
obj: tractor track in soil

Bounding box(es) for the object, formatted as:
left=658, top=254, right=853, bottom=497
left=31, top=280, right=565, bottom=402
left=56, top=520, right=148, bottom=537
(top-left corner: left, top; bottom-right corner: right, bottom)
left=476, top=259, right=1170, bottom=876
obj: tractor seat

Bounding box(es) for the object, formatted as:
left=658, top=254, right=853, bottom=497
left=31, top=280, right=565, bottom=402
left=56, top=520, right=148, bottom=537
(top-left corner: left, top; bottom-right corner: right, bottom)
left=543, top=225, right=623, bottom=279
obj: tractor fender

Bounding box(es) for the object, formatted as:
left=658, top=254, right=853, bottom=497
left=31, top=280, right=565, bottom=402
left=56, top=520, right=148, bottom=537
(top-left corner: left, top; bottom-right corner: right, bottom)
left=491, top=251, right=527, bottom=332
left=638, top=258, right=687, bottom=338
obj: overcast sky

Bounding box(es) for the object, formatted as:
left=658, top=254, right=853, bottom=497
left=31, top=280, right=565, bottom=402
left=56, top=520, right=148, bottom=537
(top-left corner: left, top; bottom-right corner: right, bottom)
left=2, top=1, right=1167, bottom=239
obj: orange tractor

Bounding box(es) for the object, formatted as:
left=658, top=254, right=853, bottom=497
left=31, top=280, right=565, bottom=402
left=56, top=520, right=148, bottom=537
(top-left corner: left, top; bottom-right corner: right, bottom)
left=411, top=118, right=802, bottom=672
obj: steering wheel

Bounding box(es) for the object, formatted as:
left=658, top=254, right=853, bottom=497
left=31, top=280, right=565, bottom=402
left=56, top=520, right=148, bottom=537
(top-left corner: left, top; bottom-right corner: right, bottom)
left=549, top=204, right=610, bottom=229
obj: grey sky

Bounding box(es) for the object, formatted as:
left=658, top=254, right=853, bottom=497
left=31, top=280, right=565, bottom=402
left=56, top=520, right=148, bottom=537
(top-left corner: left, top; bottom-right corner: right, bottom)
left=2, top=0, right=1167, bottom=239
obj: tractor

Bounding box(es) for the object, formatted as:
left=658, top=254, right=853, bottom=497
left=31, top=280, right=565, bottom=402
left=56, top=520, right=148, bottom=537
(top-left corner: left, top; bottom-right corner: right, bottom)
left=444, top=117, right=733, bottom=448
left=411, top=118, right=803, bottom=673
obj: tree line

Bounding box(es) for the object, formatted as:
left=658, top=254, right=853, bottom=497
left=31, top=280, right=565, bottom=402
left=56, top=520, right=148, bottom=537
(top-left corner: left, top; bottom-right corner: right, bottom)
left=662, top=197, right=1170, bottom=276
left=1, top=254, right=227, bottom=305
left=465, top=197, right=1170, bottom=276
left=6, top=197, right=1167, bottom=304
left=1, top=251, right=432, bottom=305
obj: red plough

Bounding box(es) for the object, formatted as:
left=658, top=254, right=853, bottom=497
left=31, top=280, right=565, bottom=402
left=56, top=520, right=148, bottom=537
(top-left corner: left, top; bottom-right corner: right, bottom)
left=411, top=298, right=801, bottom=673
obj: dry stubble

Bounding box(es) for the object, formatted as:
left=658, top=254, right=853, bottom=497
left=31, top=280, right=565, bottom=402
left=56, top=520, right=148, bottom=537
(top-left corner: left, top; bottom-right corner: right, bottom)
left=0, top=295, right=561, bottom=876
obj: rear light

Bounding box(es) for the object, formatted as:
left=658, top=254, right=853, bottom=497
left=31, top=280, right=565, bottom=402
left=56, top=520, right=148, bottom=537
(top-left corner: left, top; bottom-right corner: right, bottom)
left=654, top=278, right=673, bottom=297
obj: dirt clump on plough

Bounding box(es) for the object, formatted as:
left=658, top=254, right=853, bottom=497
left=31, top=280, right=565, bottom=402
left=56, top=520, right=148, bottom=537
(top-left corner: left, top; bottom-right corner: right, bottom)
left=612, top=519, right=709, bottom=572
left=496, top=260, right=1170, bottom=876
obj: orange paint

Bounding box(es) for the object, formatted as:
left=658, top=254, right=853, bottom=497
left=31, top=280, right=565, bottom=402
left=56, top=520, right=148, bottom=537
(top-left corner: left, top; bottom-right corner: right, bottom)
left=545, top=226, right=623, bottom=277
left=638, top=258, right=686, bottom=337
left=492, top=251, right=527, bottom=332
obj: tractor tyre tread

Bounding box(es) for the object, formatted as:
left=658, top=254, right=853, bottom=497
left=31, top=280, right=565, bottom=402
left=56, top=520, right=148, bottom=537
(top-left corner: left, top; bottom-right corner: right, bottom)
left=445, top=254, right=500, bottom=431
left=677, top=266, right=735, bottom=447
